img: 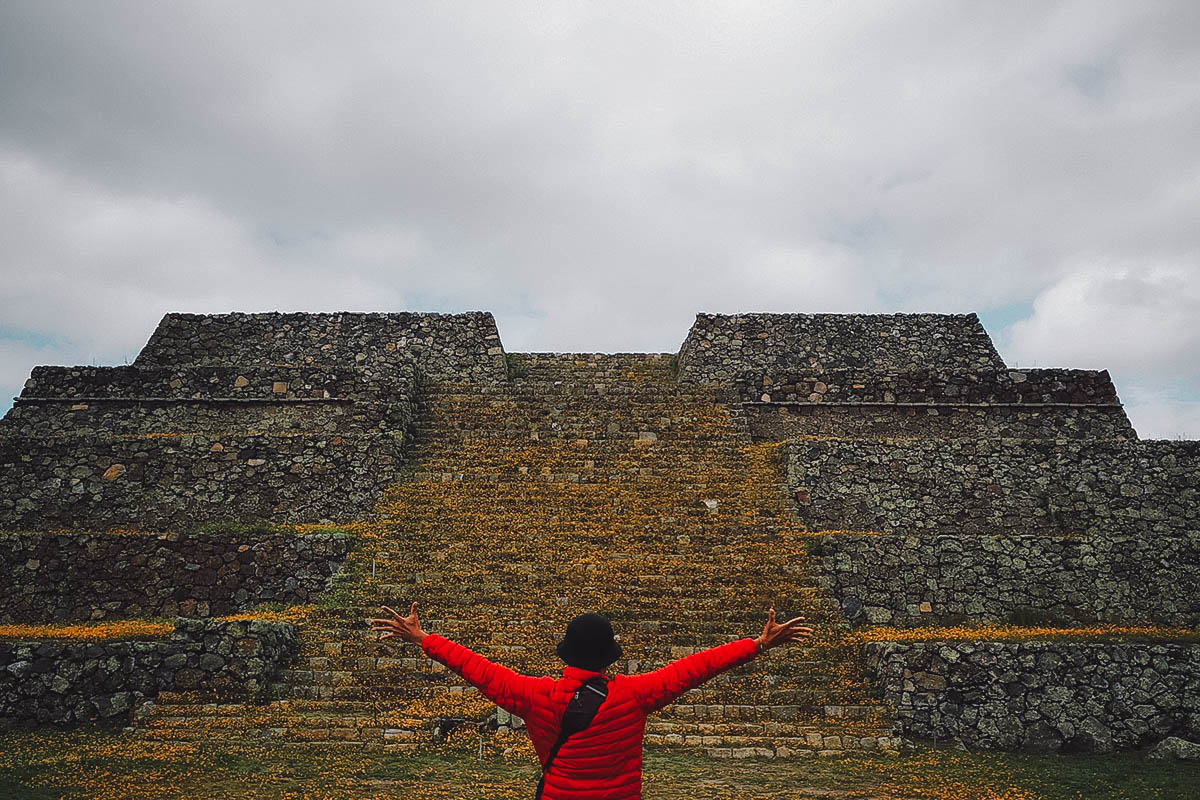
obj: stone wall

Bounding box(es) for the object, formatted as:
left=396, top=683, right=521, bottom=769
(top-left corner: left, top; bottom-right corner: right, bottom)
left=785, top=438, right=1200, bottom=536
left=677, top=313, right=1006, bottom=384
left=0, top=345, right=419, bottom=530
left=4, top=364, right=417, bottom=437
left=16, top=364, right=418, bottom=401
left=3, top=400, right=393, bottom=438
left=0, top=618, right=298, bottom=724
left=0, top=530, right=351, bottom=622
left=864, top=641, right=1200, bottom=753
left=738, top=368, right=1120, bottom=405
left=0, top=431, right=403, bottom=530
left=133, top=311, right=507, bottom=383
left=748, top=405, right=1134, bottom=442
left=816, top=532, right=1200, bottom=627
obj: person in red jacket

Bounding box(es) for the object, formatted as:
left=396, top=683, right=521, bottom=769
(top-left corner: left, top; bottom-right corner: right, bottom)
left=368, top=601, right=813, bottom=800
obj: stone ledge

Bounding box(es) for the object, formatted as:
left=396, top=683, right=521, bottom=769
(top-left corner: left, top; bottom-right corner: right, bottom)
left=0, top=530, right=351, bottom=622
left=817, top=531, right=1200, bottom=628
left=733, top=367, right=1120, bottom=406
left=18, top=364, right=418, bottom=401
left=678, top=313, right=1006, bottom=383
left=0, top=432, right=404, bottom=529
left=784, top=437, right=1200, bottom=537
left=0, top=617, right=298, bottom=725
left=133, top=311, right=507, bottom=383
left=864, top=640, right=1200, bottom=753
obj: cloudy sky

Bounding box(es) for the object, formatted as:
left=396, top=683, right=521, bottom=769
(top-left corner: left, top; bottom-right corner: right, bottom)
left=2, top=1, right=1198, bottom=438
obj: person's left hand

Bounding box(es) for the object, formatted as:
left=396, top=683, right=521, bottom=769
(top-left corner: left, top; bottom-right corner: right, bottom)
left=368, top=601, right=428, bottom=645
left=753, top=600, right=813, bottom=652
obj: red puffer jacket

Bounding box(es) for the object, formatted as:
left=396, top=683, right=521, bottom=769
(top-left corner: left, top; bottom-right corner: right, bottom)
left=421, top=632, right=759, bottom=800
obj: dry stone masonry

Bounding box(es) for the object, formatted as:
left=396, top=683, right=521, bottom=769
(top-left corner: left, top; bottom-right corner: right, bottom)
left=865, top=641, right=1200, bottom=754
left=0, top=530, right=350, bottom=622
left=0, top=312, right=510, bottom=529
left=0, top=309, right=1196, bottom=757
left=129, top=351, right=899, bottom=755
left=0, top=617, right=297, bottom=724
left=785, top=438, right=1200, bottom=537
left=748, top=404, right=1133, bottom=442
left=816, top=532, right=1200, bottom=627
left=134, top=311, right=507, bottom=382
left=736, top=367, right=1121, bottom=406
left=0, top=431, right=403, bottom=530
left=677, top=312, right=1006, bottom=384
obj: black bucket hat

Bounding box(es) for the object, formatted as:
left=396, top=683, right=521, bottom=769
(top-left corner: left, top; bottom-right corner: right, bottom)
left=556, top=612, right=623, bottom=672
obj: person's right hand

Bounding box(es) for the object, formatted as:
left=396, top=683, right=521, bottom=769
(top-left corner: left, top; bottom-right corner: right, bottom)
left=753, top=601, right=813, bottom=652
left=368, top=601, right=428, bottom=645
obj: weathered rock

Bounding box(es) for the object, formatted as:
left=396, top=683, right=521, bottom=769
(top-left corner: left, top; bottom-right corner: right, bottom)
left=0, top=312, right=508, bottom=531
left=0, top=531, right=350, bottom=622
left=813, top=528, right=1199, bottom=628
left=0, top=618, right=297, bottom=724
left=678, top=313, right=1006, bottom=383
left=866, top=641, right=1200, bottom=754
left=1146, top=736, right=1200, bottom=761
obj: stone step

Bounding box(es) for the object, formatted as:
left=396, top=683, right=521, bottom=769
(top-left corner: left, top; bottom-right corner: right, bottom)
left=394, top=463, right=784, bottom=476
left=412, top=396, right=729, bottom=409
left=148, top=695, right=375, bottom=713
left=141, top=704, right=884, bottom=736
left=294, top=628, right=842, bottom=646
left=139, top=701, right=888, bottom=735
left=286, top=651, right=836, bottom=671
left=137, top=712, right=897, bottom=756
left=295, top=635, right=845, bottom=660
left=407, top=434, right=756, bottom=449
left=301, top=604, right=832, bottom=627
left=654, top=703, right=888, bottom=721
left=293, top=625, right=840, bottom=653
left=414, top=392, right=721, bottom=402
left=138, top=726, right=894, bottom=758
left=348, top=599, right=832, bottom=613
left=291, top=642, right=854, bottom=666
left=278, top=665, right=863, bottom=690
left=342, top=523, right=814, bottom=538
left=265, top=674, right=870, bottom=704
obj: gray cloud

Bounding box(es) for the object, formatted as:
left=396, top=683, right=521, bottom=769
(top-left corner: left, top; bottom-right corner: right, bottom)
left=1, top=1, right=1198, bottom=436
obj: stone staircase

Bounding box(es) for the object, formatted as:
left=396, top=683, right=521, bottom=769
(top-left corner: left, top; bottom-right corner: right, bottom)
left=135, top=353, right=896, bottom=757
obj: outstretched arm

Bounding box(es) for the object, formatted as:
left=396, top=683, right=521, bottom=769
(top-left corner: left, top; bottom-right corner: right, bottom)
left=368, top=602, right=539, bottom=719
left=628, top=601, right=814, bottom=714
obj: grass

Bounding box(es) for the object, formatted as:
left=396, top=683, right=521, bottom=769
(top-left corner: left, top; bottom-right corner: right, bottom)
left=0, top=606, right=316, bottom=642
left=0, top=618, right=175, bottom=642
left=0, top=726, right=1196, bottom=800
left=187, top=520, right=356, bottom=538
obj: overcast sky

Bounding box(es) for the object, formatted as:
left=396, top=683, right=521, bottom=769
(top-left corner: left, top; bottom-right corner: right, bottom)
left=2, top=1, right=1198, bottom=438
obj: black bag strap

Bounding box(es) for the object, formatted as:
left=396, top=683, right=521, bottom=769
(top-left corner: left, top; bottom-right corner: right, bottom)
left=534, top=675, right=609, bottom=800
